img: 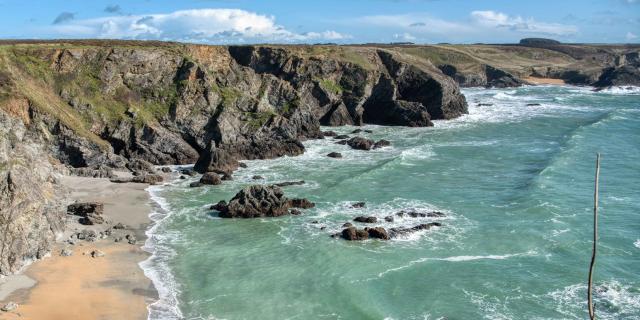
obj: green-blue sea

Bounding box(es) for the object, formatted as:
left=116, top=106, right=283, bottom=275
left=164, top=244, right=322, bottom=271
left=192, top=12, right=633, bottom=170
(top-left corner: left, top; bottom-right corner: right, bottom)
left=142, top=85, right=640, bottom=320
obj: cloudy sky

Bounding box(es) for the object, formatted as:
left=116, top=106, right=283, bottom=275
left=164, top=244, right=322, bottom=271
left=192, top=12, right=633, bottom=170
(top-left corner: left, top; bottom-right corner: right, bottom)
left=0, top=0, right=638, bottom=44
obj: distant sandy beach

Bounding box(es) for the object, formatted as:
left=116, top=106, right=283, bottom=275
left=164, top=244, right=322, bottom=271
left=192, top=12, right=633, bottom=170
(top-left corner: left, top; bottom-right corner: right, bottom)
left=524, top=76, right=566, bottom=85
left=0, top=176, right=157, bottom=320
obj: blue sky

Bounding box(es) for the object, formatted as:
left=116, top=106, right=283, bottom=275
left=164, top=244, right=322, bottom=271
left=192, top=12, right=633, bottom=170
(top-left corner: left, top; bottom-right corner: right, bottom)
left=0, top=0, right=637, bottom=44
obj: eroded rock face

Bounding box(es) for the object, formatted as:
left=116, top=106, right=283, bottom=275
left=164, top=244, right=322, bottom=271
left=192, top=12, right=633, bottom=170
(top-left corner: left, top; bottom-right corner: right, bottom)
left=0, top=111, right=66, bottom=276
left=67, top=202, right=105, bottom=225
left=217, top=185, right=291, bottom=218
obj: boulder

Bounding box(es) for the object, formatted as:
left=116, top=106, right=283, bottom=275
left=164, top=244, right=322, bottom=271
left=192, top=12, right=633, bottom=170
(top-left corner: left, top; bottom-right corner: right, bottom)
left=210, top=200, right=228, bottom=211
left=290, top=209, right=302, bottom=215
left=342, top=222, right=353, bottom=228
left=322, top=131, right=337, bottom=137
left=365, top=227, right=390, bottom=240
left=341, top=227, right=369, bottom=240
left=351, top=202, right=366, bottom=208
left=347, top=137, right=374, bottom=151
left=327, top=152, right=343, bottom=158
left=90, top=250, right=105, bottom=258
left=252, top=175, right=264, bottom=180
left=1, top=302, right=18, bottom=312
left=67, top=202, right=105, bottom=225
left=189, top=182, right=203, bottom=188
left=389, top=222, right=442, bottom=238
left=60, top=248, right=73, bottom=257
left=200, top=172, right=222, bottom=185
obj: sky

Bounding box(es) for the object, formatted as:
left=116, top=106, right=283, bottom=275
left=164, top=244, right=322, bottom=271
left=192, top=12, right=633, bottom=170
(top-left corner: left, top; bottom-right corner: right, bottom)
left=0, top=0, right=637, bottom=44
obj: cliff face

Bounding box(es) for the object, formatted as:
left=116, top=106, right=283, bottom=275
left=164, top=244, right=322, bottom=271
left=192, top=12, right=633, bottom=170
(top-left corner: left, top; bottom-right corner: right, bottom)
left=0, top=109, right=66, bottom=275
left=0, top=43, right=468, bottom=175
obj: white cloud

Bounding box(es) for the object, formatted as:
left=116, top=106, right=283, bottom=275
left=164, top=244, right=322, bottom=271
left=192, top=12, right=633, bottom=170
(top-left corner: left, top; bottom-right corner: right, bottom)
left=46, top=9, right=349, bottom=43
left=626, top=31, right=638, bottom=40
left=471, top=10, right=578, bottom=36
left=393, top=33, right=416, bottom=41
left=355, top=10, right=578, bottom=42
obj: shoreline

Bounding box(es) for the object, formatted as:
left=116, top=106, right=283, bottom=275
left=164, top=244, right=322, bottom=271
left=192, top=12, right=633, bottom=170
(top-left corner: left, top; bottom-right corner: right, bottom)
left=0, top=175, right=159, bottom=320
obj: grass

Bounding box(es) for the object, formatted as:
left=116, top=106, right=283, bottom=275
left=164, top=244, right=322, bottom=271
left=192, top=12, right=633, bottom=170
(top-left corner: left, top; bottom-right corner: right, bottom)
left=243, top=111, right=276, bottom=129
left=318, top=78, right=343, bottom=95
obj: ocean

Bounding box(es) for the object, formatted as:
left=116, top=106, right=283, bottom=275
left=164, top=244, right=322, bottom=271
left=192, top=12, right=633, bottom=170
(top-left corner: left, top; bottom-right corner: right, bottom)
left=141, top=85, right=640, bottom=320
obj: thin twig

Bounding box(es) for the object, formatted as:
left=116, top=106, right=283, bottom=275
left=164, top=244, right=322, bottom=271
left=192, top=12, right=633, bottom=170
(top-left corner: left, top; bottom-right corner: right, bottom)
left=588, top=153, right=600, bottom=320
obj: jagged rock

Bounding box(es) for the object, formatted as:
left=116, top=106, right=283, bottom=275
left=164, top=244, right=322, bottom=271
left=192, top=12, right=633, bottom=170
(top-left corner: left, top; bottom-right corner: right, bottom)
left=274, top=180, right=305, bottom=187
left=210, top=200, right=228, bottom=211
left=60, top=248, right=74, bottom=257
left=347, top=137, right=374, bottom=151
left=289, top=198, right=315, bottom=209
left=351, top=202, right=366, bottom=208
left=110, top=174, right=164, bottom=185
left=68, top=202, right=105, bottom=225
left=69, top=166, right=114, bottom=178
left=217, top=185, right=291, bottom=218
left=354, top=216, right=377, bottom=223
left=327, top=152, right=343, bottom=158
left=384, top=216, right=394, bottom=222
left=373, top=139, right=391, bottom=149
left=1, top=302, right=18, bottom=312
left=289, top=209, right=302, bottom=215
left=200, top=172, right=222, bottom=185
left=126, top=159, right=157, bottom=174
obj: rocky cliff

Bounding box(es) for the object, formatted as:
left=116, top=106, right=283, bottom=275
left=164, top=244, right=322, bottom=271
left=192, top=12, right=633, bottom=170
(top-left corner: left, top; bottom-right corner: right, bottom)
left=0, top=109, right=66, bottom=275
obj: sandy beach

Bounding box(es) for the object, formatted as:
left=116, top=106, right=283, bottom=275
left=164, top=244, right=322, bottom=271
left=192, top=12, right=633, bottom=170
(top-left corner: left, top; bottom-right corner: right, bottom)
left=524, top=76, right=566, bottom=85
left=0, top=176, right=157, bottom=320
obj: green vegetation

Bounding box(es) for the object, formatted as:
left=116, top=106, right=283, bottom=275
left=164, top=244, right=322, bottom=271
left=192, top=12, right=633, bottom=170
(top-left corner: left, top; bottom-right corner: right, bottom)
left=243, top=110, right=277, bottom=129
left=318, top=78, right=343, bottom=95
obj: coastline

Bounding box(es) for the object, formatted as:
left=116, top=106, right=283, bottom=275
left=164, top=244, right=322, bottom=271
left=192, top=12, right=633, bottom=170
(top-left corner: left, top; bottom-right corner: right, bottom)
left=0, top=175, right=158, bottom=320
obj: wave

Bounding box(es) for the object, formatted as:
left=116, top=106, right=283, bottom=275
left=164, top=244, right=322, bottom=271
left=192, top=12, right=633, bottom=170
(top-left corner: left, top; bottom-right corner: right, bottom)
left=547, top=280, right=640, bottom=320
left=597, top=86, right=640, bottom=95
left=635, top=239, right=640, bottom=249
left=377, top=250, right=537, bottom=278
left=141, top=183, right=184, bottom=320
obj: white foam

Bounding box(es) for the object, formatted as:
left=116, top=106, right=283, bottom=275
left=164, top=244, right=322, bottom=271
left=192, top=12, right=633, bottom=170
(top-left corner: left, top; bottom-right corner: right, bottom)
left=140, top=184, right=184, bottom=320
left=547, top=280, right=640, bottom=319
left=597, top=86, right=640, bottom=95
left=377, top=250, right=537, bottom=278
left=634, top=239, right=640, bottom=249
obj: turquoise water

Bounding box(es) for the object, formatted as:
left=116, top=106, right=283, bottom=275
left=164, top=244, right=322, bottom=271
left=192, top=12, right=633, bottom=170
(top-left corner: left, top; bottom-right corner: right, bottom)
left=143, top=86, right=640, bottom=320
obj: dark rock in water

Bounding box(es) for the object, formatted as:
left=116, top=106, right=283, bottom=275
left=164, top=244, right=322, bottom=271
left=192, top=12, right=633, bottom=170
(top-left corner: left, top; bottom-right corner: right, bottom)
left=427, top=211, right=446, bottom=218
left=365, top=227, right=390, bottom=240
left=389, top=222, right=442, bottom=238
left=327, top=152, right=343, bottom=158
left=290, top=209, right=302, bottom=215
left=320, top=226, right=326, bottom=230
left=341, top=227, right=369, bottom=240
left=67, top=202, right=105, bottom=225
left=238, top=163, right=248, bottom=168
left=218, top=185, right=291, bottom=218
left=373, top=139, right=391, bottom=149
left=210, top=200, right=228, bottom=212
left=323, top=131, right=337, bottom=137
left=364, top=130, right=373, bottom=133
left=181, top=169, right=197, bottom=176
left=347, top=137, right=374, bottom=151
left=274, top=180, right=305, bottom=187
left=200, top=172, right=223, bottom=185
left=289, top=198, right=315, bottom=209
left=334, top=134, right=350, bottom=140
left=342, top=222, right=353, bottom=228
left=351, top=129, right=363, bottom=134
left=189, top=182, right=203, bottom=188
left=161, top=167, right=172, bottom=173
left=384, top=216, right=394, bottom=222
left=335, top=140, right=348, bottom=145
left=477, top=103, right=493, bottom=107
left=179, top=175, right=186, bottom=180
left=526, top=103, right=541, bottom=106
left=221, top=173, right=233, bottom=181
left=354, top=216, right=377, bottom=223
left=352, top=202, right=366, bottom=208
left=311, top=220, right=319, bottom=224
left=252, top=175, right=264, bottom=180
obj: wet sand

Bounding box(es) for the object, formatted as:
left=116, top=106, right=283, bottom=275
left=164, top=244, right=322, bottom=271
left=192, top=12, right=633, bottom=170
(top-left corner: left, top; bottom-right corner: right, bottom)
left=0, top=176, right=157, bottom=320
left=524, top=76, right=566, bottom=85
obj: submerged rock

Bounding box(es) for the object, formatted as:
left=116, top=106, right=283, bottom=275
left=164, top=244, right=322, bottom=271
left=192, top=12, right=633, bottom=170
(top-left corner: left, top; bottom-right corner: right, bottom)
left=289, top=198, right=315, bottom=209
left=389, top=222, right=442, bottom=238
left=274, top=180, right=305, bottom=187
left=327, top=152, right=343, bottom=158
left=341, top=227, right=369, bottom=240
left=354, top=216, right=377, bottom=223
left=351, top=202, right=366, bottom=208
left=365, top=227, right=390, bottom=240
left=373, top=139, right=391, bottom=149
